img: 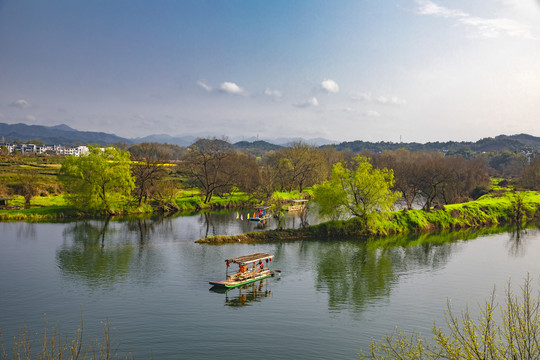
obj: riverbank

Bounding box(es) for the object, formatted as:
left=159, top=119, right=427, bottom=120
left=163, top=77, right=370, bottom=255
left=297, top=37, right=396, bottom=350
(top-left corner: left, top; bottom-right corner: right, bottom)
left=0, top=189, right=309, bottom=221
left=196, top=191, right=540, bottom=244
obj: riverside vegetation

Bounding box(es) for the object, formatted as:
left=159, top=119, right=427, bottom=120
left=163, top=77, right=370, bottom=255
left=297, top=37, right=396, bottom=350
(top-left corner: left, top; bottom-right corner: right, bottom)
left=196, top=189, right=540, bottom=244
left=1, top=139, right=538, bottom=228
left=197, top=153, right=540, bottom=244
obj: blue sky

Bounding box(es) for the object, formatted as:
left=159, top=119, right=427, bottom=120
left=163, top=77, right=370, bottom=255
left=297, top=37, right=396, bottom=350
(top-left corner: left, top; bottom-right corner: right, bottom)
left=1, top=0, right=539, bottom=143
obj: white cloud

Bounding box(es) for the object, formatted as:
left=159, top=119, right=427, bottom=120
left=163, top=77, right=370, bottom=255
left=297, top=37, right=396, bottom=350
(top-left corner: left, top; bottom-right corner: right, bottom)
left=10, top=99, right=30, bottom=108
left=416, top=1, right=467, bottom=18
left=220, top=82, right=244, bottom=95
left=377, top=96, right=407, bottom=105
left=350, top=92, right=373, bottom=102
left=350, top=92, right=406, bottom=105
left=461, top=16, right=535, bottom=39
left=295, top=97, right=320, bottom=108
left=197, top=80, right=213, bottom=92
left=363, top=110, right=380, bottom=117
left=264, top=88, right=282, bottom=99
left=416, top=0, right=536, bottom=39
left=26, top=115, right=36, bottom=121
left=321, top=79, right=340, bottom=93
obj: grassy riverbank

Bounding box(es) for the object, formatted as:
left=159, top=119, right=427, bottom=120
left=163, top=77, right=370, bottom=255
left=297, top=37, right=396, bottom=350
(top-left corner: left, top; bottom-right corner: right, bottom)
left=196, top=191, right=540, bottom=244
left=0, top=189, right=309, bottom=221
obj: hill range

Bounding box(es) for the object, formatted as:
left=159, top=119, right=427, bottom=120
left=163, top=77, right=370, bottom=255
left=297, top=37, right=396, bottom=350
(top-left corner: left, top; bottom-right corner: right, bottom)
left=0, top=122, right=539, bottom=154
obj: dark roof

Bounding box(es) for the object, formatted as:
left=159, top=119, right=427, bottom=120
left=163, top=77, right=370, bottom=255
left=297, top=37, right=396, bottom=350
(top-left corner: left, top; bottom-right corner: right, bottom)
left=225, top=253, right=274, bottom=265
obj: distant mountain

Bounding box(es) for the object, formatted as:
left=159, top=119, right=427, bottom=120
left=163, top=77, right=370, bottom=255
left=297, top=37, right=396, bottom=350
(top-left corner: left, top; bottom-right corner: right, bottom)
left=496, top=134, right=540, bottom=148
left=50, top=124, right=77, bottom=132
left=233, top=140, right=282, bottom=151
left=1, top=122, right=538, bottom=155
left=0, top=123, right=129, bottom=145
left=269, top=137, right=337, bottom=146
left=333, top=134, right=540, bottom=154
left=132, top=134, right=196, bottom=147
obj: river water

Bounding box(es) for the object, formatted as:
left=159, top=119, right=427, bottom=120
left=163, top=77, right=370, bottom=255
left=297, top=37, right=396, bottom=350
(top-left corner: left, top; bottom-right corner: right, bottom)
left=1, top=210, right=540, bottom=359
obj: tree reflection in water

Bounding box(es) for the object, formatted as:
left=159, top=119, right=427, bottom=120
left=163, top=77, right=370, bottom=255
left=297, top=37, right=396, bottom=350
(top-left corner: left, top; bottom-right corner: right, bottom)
left=507, top=226, right=540, bottom=257
left=56, top=217, right=169, bottom=287
left=314, top=232, right=473, bottom=315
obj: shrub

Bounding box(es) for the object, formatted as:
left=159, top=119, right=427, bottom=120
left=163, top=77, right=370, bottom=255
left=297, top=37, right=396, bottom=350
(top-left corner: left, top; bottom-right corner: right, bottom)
left=360, top=275, right=540, bottom=359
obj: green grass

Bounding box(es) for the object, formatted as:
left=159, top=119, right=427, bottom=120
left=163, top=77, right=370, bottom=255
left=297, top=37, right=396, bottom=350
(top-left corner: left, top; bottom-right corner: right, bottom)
left=271, top=189, right=311, bottom=200
left=490, top=177, right=514, bottom=191
left=366, top=191, right=540, bottom=236
left=0, top=205, right=82, bottom=221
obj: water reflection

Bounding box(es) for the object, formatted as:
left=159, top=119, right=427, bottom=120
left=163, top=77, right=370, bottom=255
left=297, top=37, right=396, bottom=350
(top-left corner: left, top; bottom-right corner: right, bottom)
left=312, top=227, right=540, bottom=315
left=210, top=280, right=274, bottom=307
left=57, top=219, right=132, bottom=286
left=314, top=233, right=463, bottom=314
left=56, top=218, right=168, bottom=287
left=15, top=222, right=37, bottom=240
left=199, top=212, right=224, bottom=239
left=507, top=227, right=540, bottom=257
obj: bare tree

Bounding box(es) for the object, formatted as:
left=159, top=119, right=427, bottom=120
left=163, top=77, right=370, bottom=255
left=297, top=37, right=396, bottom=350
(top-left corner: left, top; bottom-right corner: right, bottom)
left=10, top=173, right=40, bottom=206
left=179, top=138, right=238, bottom=203
left=264, top=142, right=328, bottom=192
left=130, top=143, right=169, bottom=207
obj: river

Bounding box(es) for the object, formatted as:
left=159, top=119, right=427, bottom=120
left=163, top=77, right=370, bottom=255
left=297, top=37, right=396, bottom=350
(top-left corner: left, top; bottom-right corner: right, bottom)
left=1, top=210, right=539, bottom=359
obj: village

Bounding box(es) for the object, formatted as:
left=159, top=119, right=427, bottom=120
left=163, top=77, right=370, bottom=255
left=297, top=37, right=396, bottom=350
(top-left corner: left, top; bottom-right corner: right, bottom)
left=0, top=143, right=89, bottom=156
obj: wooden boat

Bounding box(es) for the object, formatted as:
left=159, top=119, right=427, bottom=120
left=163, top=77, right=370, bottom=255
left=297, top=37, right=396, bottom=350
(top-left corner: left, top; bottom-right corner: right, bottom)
left=249, top=206, right=272, bottom=222
left=209, top=253, right=276, bottom=289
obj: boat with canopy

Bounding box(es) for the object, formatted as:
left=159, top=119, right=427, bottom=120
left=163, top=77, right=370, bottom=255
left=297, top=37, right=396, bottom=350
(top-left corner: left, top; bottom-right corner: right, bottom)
left=209, top=253, right=276, bottom=289
left=249, top=206, right=272, bottom=223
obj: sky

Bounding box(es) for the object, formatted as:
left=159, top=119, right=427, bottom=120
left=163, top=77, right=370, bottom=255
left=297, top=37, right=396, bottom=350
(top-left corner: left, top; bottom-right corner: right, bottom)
left=1, top=0, right=539, bottom=143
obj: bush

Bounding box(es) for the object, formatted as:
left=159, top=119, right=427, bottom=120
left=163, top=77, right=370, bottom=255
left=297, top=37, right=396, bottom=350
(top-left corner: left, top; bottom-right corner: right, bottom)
left=360, top=275, right=540, bottom=359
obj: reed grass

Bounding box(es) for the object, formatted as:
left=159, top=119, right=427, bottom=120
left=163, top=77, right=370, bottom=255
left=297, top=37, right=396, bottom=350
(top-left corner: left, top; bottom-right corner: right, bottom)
left=0, top=315, right=137, bottom=360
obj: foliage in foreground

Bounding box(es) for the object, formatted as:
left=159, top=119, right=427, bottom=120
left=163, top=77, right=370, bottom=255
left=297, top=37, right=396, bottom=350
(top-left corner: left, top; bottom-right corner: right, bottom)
left=360, top=275, right=540, bottom=359
left=0, top=315, right=136, bottom=360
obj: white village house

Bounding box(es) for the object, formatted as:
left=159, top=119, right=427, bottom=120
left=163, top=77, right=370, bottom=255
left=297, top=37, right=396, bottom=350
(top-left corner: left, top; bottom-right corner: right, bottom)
left=0, top=143, right=89, bottom=156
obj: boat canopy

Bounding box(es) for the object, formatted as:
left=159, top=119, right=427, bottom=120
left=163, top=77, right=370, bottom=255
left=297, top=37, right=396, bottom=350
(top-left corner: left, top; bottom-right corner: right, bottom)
left=225, top=253, right=274, bottom=265
left=254, top=206, right=271, bottom=210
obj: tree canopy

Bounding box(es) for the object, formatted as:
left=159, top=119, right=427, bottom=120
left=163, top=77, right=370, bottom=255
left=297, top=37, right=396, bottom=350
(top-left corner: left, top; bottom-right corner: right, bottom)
left=313, top=155, right=400, bottom=226
left=60, top=146, right=135, bottom=214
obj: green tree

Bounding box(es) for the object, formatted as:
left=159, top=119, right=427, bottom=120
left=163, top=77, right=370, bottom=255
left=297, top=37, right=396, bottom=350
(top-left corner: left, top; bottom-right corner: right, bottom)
left=313, top=155, right=400, bottom=227
left=60, top=146, right=135, bottom=214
